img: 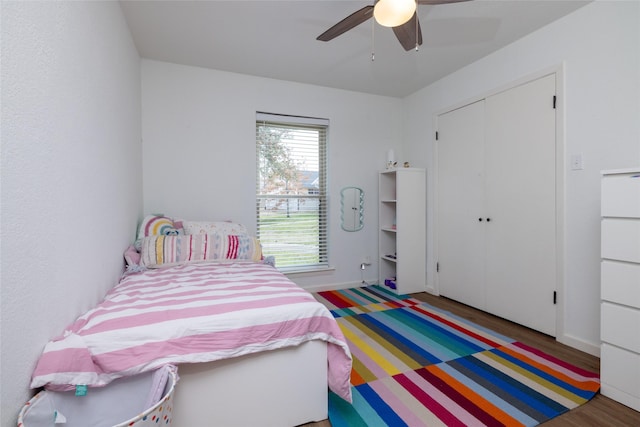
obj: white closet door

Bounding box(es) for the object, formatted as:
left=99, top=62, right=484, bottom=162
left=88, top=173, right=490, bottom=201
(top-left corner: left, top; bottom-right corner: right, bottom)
left=437, top=100, right=486, bottom=308
left=484, top=74, right=557, bottom=336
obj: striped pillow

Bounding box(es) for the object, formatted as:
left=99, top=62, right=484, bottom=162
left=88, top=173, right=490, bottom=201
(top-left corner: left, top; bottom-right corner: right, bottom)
left=140, top=233, right=263, bottom=268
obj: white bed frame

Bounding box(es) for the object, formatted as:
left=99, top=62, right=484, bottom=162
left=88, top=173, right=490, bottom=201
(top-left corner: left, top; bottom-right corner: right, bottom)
left=172, top=340, right=329, bottom=426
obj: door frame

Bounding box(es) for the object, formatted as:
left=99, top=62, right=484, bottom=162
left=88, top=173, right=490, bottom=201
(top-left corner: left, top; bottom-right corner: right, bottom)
left=432, top=64, right=567, bottom=343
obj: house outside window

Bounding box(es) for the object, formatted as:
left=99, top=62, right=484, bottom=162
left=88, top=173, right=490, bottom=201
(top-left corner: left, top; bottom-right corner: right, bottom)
left=256, top=112, right=328, bottom=271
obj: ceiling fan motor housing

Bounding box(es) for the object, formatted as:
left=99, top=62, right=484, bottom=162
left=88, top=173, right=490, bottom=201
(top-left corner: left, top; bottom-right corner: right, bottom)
left=374, top=0, right=417, bottom=27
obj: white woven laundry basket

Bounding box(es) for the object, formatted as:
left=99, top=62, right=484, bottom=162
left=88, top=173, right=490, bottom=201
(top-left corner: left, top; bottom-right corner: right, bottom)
left=18, top=365, right=178, bottom=427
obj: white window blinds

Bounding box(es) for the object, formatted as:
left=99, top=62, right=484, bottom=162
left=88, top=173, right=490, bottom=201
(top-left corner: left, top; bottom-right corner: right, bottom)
left=256, top=112, right=329, bottom=271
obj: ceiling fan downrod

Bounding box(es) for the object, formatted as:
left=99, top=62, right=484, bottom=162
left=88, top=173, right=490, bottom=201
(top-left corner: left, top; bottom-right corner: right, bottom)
left=415, top=8, right=419, bottom=52
left=371, top=18, right=376, bottom=61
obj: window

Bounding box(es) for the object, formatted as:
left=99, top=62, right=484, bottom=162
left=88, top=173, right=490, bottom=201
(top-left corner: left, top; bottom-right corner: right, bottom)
left=256, top=112, right=328, bottom=271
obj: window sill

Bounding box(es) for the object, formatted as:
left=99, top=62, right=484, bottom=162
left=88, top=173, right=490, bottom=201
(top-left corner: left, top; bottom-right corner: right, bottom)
left=280, top=265, right=336, bottom=276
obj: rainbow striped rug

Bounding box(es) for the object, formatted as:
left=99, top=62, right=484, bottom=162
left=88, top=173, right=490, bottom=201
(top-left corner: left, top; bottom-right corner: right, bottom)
left=315, top=285, right=600, bottom=427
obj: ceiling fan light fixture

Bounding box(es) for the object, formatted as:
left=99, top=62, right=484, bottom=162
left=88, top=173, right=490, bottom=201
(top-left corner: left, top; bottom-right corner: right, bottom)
left=373, top=0, right=416, bottom=28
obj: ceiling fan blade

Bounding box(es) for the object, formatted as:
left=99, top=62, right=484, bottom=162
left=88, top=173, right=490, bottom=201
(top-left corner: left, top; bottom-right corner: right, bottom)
left=317, top=5, right=374, bottom=42
left=417, top=0, right=471, bottom=4
left=392, top=13, right=422, bottom=51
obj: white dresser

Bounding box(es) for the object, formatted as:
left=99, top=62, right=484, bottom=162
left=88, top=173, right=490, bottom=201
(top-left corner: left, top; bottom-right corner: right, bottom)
left=600, top=168, right=640, bottom=411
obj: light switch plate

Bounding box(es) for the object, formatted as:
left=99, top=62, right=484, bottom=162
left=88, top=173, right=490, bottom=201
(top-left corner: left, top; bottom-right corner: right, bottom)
left=571, top=154, right=584, bottom=170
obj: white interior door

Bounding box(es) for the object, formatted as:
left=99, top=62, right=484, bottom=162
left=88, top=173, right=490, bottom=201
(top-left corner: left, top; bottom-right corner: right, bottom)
left=484, top=74, right=557, bottom=336
left=437, top=100, right=486, bottom=308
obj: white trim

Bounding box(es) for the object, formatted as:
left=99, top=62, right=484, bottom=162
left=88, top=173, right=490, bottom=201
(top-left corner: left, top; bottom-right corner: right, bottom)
left=554, top=64, right=567, bottom=345
left=557, top=333, right=601, bottom=358
left=431, top=111, right=441, bottom=296
left=301, top=280, right=371, bottom=293
left=282, top=265, right=336, bottom=275
left=256, top=112, right=329, bottom=126
left=601, top=167, right=640, bottom=175
left=433, top=64, right=563, bottom=117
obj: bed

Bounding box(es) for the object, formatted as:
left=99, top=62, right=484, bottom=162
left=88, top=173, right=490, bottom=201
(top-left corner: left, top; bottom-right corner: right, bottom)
left=29, top=216, right=352, bottom=426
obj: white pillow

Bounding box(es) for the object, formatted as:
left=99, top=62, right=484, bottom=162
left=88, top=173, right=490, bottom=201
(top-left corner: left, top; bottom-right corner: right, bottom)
left=183, top=221, right=248, bottom=236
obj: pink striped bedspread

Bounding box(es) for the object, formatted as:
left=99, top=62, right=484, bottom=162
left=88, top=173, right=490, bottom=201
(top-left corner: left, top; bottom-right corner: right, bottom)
left=31, top=262, right=353, bottom=402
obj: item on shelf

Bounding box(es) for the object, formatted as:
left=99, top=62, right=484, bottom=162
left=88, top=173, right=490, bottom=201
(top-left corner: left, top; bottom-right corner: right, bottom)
left=403, top=162, right=410, bottom=168
left=384, top=277, right=397, bottom=289
left=387, top=148, right=397, bottom=169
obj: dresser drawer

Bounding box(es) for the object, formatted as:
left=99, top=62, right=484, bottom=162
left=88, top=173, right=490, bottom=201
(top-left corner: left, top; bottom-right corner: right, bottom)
left=601, top=219, right=640, bottom=263
left=601, top=343, right=640, bottom=411
left=601, top=302, right=640, bottom=353
left=602, top=171, right=640, bottom=218
left=601, top=261, right=640, bottom=309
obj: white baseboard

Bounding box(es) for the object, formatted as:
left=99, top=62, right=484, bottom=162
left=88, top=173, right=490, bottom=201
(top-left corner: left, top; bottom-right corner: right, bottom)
left=557, top=333, right=601, bottom=357
left=425, top=284, right=439, bottom=296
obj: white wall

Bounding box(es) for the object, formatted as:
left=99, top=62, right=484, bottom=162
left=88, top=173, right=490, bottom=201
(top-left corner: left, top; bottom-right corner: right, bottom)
left=0, top=2, right=141, bottom=424
left=141, top=60, right=402, bottom=289
left=402, top=0, right=640, bottom=355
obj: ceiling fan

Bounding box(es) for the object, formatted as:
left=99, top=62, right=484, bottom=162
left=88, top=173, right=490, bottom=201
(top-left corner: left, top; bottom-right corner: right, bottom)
left=317, top=0, right=471, bottom=51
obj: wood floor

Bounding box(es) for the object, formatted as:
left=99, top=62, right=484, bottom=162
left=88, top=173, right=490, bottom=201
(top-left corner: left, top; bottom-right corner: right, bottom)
left=302, top=291, right=640, bottom=426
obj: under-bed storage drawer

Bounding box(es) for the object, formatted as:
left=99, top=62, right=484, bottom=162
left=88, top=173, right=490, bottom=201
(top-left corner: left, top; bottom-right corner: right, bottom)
left=601, top=343, right=640, bottom=411
left=601, top=219, right=640, bottom=263
left=601, top=261, right=640, bottom=308
left=601, top=171, right=640, bottom=218
left=601, top=302, right=640, bottom=353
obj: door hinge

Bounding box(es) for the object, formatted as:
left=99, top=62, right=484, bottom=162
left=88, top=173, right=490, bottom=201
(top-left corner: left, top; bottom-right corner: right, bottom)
left=436, top=262, right=439, bottom=273
left=553, top=95, right=557, bottom=109
left=435, top=131, right=439, bottom=141
left=553, top=291, right=557, bottom=304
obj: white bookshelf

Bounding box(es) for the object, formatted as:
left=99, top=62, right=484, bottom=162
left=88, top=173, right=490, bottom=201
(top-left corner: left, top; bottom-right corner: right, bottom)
left=378, top=168, right=426, bottom=294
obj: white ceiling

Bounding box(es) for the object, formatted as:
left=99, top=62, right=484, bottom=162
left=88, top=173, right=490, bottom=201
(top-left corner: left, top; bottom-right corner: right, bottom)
left=120, top=0, right=590, bottom=98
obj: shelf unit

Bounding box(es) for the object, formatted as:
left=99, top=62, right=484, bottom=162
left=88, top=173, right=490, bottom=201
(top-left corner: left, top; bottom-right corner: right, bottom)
left=379, top=168, right=426, bottom=294
left=600, top=168, right=640, bottom=412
